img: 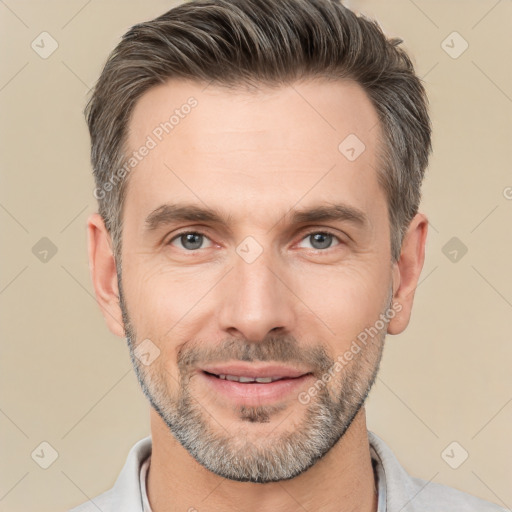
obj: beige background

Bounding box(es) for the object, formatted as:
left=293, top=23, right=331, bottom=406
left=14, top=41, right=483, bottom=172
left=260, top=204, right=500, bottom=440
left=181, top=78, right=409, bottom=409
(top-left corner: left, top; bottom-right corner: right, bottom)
left=1, top=1, right=511, bottom=511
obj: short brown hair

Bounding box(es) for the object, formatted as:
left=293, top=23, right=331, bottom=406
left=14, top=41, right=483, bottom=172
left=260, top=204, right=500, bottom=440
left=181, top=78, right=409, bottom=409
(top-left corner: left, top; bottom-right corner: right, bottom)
left=85, top=0, right=432, bottom=262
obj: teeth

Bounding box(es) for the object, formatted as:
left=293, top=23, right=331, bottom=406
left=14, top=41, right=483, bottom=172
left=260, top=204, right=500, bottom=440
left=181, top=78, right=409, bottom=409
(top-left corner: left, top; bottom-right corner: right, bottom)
left=217, top=374, right=281, bottom=383
left=255, top=377, right=273, bottom=383
left=238, top=376, right=256, bottom=383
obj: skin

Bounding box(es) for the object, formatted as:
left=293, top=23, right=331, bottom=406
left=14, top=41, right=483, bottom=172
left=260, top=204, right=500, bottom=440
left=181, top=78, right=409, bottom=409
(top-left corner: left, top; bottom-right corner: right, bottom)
left=88, top=78, right=428, bottom=512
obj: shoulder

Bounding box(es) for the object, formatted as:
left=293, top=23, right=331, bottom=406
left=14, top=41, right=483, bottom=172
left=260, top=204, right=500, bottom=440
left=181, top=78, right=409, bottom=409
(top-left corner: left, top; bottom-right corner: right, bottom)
left=406, top=475, right=507, bottom=511
left=368, top=430, right=507, bottom=512
left=67, top=436, right=152, bottom=512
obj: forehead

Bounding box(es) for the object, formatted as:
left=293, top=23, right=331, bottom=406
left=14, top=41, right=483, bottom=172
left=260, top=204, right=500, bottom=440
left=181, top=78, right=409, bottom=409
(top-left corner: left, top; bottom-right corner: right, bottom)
left=124, top=78, right=384, bottom=226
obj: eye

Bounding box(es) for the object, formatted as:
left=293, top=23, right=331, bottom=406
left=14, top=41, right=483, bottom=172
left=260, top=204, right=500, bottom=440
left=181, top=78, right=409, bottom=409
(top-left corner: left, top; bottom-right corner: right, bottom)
left=297, top=231, right=341, bottom=250
left=168, top=231, right=213, bottom=251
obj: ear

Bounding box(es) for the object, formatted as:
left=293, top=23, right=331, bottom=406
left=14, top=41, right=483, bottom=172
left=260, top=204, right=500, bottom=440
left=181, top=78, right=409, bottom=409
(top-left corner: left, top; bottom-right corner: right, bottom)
left=87, top=213, right=125, bottom=338
left=387, top=212, right=428, bottom=335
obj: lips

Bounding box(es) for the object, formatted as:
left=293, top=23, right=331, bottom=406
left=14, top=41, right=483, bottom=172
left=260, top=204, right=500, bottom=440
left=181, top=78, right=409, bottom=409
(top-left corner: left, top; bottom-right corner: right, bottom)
left=205, top=373, right=284, bottom=383
left=200, top=363, right=311, bottom=382
left=198, top=364, right=315, bottom=405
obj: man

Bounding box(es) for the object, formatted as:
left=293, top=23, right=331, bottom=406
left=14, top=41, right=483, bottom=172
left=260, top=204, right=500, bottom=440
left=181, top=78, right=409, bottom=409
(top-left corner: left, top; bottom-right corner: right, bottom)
left=71, top=0, right=505, bottom=510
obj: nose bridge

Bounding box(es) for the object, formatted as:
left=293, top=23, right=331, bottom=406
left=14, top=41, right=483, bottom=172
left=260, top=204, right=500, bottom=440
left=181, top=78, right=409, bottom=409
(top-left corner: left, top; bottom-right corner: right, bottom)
left=217, top=242, right=296, bottom=342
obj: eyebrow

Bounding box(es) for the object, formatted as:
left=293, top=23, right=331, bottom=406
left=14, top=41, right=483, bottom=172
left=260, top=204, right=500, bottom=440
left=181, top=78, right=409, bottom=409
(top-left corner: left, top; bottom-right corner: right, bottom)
left=144, top=202, right=369, bottom=233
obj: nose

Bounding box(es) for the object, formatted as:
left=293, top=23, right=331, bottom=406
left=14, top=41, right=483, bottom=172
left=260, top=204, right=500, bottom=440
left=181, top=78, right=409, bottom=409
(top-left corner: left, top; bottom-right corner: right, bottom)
left=216, top=248, right=297, bottom=343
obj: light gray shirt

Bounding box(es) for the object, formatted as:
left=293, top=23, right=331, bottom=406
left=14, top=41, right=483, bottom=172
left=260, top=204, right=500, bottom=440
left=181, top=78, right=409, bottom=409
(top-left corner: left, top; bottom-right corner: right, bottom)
left=69, top=430, right=506, bottom=511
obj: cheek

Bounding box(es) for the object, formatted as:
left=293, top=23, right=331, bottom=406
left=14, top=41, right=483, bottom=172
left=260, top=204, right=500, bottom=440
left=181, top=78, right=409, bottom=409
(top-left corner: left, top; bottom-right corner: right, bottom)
left=124, top=266, right=202, bottom=384
left=124, top=261, right=215, bottom=339
left=297, top=262, right=390, bottom=348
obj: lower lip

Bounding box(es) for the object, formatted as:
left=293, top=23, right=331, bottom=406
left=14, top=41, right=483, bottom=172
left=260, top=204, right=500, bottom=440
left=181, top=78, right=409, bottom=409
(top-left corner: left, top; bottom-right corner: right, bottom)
left=198, top=371, right=314, bottom=405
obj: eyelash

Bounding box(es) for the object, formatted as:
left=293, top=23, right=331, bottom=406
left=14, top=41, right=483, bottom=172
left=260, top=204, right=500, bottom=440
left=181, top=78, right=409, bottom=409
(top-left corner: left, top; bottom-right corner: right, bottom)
left=166, top=229, right=343, bottom=252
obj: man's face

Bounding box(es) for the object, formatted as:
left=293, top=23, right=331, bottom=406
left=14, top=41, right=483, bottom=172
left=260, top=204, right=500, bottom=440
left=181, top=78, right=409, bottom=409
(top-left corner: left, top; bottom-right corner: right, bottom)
left=118, top=78, right=395, bottom=482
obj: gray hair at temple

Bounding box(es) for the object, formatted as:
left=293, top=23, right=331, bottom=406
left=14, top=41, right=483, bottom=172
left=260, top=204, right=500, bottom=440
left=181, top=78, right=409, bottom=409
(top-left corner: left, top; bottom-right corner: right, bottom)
left=84, top=0, right=432, bottom=263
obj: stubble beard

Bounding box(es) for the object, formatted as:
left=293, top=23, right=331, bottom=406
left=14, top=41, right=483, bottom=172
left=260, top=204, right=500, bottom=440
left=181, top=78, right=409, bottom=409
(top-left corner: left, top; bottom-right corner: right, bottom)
left=119, top=276, right=389, bottom=483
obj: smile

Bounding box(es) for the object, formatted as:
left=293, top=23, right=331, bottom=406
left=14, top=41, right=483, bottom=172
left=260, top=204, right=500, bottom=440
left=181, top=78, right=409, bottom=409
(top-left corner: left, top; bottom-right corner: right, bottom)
left=198, top=364, right=315, bottom=405
left=204, top=372, right=292, bottom=383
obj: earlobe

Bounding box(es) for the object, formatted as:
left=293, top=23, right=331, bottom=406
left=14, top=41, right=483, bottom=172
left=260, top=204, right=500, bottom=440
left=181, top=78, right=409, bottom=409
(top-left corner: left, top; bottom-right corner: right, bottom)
left=387, top=213, right=428, bottom=335
left=87, top=213, right=125, bottom=338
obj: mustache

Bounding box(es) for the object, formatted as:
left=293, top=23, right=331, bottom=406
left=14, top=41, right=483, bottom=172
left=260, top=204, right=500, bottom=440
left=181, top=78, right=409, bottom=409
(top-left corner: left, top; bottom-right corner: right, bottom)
left=177, top=334, right=333, bottom=376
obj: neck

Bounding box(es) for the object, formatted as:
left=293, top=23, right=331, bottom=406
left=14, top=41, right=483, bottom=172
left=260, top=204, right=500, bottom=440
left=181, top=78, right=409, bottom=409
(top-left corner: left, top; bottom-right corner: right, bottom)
left=147, top=407, right=377, bottom=512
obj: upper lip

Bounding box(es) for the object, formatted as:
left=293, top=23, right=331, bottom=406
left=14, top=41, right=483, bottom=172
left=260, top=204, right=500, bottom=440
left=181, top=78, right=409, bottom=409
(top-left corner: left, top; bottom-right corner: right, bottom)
left=200, top=363, right=311, bottom=379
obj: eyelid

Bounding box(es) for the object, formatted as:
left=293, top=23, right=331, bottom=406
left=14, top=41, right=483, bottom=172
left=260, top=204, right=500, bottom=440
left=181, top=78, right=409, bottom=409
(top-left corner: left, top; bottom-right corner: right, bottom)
left=300, top=228, right=342, bottom=239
